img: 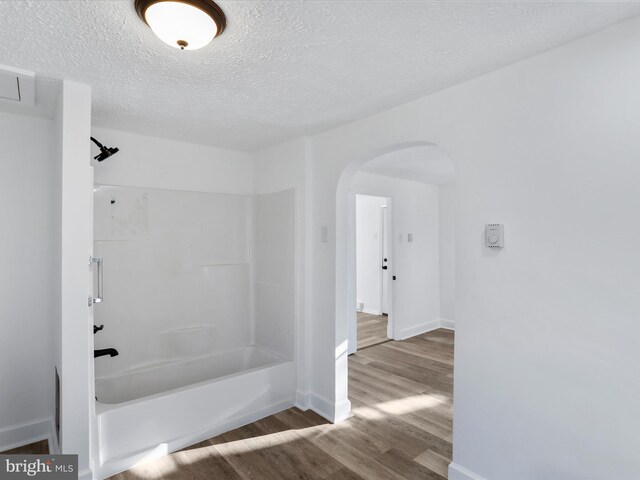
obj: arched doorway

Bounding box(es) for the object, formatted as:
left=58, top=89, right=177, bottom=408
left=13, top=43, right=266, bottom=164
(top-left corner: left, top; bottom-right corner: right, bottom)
left=334, top=141, right=456, bottom=421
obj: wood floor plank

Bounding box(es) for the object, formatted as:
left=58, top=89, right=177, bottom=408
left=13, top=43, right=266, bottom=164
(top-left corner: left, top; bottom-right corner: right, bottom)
left=109, top=328, right=454, bottom=480
left=1, top=440, right=49, bottom=454
left=382, top=339, right=454, bottom=366
left=379, top=447, right=447, bottom=480
left=348, top=358, right=440, bottom=396
left=360, top=344, right=453, bottom=377
left=329, top=467, right=367, bottom=480
left=307, top=427, right=403, bottom=480
left=357, top=312, right=389, bottom=349
left=414, top=449, right=451, bottom=478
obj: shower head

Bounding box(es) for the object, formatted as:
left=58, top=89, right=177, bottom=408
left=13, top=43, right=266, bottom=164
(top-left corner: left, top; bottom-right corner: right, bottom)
left=90, top=137, right=120, bottom=162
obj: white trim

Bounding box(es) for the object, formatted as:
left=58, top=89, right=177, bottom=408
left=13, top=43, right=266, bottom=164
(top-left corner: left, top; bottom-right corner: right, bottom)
left=305, top=392, right=352, bottom=423
left=0, top=417, right=52, bottom=453
left=295, top=390, right=310, bottom=410
left=362, top=308, right=382, bottom=315
left=333, top=398, right=352, bottom=423
left=307, top=393, right=335, bottom=421
left=440, top=318, right=455, bottom=330
left=396, top=319, right=440, bottom=340
left=448, top=463, right=488, bottom=480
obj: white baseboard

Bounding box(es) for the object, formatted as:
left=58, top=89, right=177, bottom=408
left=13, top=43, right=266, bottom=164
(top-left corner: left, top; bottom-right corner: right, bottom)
left=0, top=417, right=52, bottom=453
left=440, top=318, right=455, bottom=330
left=396, top=318, right=455, bottom=340
left=448, top=463, right=487, bottom=480
left=397, top=319, right=440, bottom=340
left=362, top=308, right=382, bottom=316
left=307, top=393, right=335, bottom=422
left=333, top=398, right=352, bottom=423
left=295, top=390, right=310, bottom=411
left=302, top=392, right=352, bottom=424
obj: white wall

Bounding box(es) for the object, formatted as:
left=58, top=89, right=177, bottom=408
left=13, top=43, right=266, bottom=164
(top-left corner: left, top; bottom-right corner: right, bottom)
left=302, top=15, right=640, bottom=478
left=253, top=189, right=296, bottom=359
left=439, top=184, right=455, bottom=326
left=351, top=172, right=441, bottom=339
left=355, top=194, right=387, bottom=315
left=0, top=110, right=57, bottom=450
left=91, top=126, right=253, bottom=195
left=252, top=138, right=312, bottom=411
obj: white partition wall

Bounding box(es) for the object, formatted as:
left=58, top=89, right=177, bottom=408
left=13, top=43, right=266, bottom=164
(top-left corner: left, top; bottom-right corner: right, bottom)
left=252, top=189, right=296, bottom=360
left=56, top=80, right=94, bottom=479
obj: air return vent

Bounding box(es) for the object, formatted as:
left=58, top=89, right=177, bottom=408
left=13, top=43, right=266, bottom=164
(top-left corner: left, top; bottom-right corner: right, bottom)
left=0, top=65, right=35, bottom=106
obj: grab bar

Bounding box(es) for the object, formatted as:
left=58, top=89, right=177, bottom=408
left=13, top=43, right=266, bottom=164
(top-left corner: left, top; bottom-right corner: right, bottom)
left=89, top=256, right=103, bottom=306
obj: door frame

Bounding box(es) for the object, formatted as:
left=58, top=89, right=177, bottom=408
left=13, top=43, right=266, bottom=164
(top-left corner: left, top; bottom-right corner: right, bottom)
left=348, top=189, right=396, bottom=354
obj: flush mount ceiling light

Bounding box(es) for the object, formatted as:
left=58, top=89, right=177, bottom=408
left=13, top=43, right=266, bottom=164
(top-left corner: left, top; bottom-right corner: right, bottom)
left=135, top=0, right=226, bottom=50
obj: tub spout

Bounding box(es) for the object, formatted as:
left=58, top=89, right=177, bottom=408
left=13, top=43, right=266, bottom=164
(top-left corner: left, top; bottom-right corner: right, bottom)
left=94, top=348, right=119, bottom=358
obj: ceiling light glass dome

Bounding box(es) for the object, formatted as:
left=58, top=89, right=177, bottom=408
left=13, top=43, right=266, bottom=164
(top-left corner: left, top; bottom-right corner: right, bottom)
left=135, top=0, right=226, bottom=50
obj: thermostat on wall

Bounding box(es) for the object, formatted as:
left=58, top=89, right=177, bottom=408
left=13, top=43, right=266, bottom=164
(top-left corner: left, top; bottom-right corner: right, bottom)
left=486, top=224, right=504, bottom=248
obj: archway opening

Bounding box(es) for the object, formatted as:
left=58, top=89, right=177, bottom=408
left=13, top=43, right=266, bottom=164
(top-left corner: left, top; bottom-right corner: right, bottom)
left=334, top=141, right=456, bottom=441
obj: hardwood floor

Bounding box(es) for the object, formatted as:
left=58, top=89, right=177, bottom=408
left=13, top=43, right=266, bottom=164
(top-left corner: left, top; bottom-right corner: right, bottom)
left=111, top=328, right=454, bottom=480
left=1, top=439, right=49, bottom=454
left=357, top=311, right=389, bottom=349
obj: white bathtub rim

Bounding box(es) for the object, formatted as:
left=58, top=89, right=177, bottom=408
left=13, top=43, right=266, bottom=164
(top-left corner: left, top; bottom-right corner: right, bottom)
left=96, top=358, right=289, bottom=413
left=96, top=343, right=285, bottom=382
left=95, top=397, right=295, bottom=480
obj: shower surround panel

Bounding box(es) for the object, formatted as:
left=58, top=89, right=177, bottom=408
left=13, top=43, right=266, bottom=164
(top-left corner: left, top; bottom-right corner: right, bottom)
left=92, top=185, right=296, bottom=476
left=93, top=185, right=253, bottom=378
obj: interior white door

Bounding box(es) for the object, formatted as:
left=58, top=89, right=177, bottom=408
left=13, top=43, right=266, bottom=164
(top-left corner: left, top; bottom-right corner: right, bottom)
left=381, top=205, right=390, bottom=315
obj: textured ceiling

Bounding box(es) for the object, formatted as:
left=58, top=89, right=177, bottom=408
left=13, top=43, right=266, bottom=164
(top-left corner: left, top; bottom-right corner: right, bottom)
left=361, top=145, right=455, bottom=185
left=1, top=1, right=639, bottom=151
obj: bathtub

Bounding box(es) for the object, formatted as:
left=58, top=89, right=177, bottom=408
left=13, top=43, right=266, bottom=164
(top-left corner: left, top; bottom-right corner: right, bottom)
left=95, top=345, right=295, bottom=479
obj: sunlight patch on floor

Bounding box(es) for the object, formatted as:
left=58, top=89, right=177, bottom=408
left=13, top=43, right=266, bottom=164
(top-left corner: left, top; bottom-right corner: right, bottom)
left=129, top=443, right=176, bottom=479
left=351, top=405, right=385, bottom=420
left=374, top=394, right=447, bottom=415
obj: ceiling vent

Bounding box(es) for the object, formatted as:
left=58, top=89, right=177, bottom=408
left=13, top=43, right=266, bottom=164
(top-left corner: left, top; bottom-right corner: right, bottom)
left=0, top=65, right=35, bottom=106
